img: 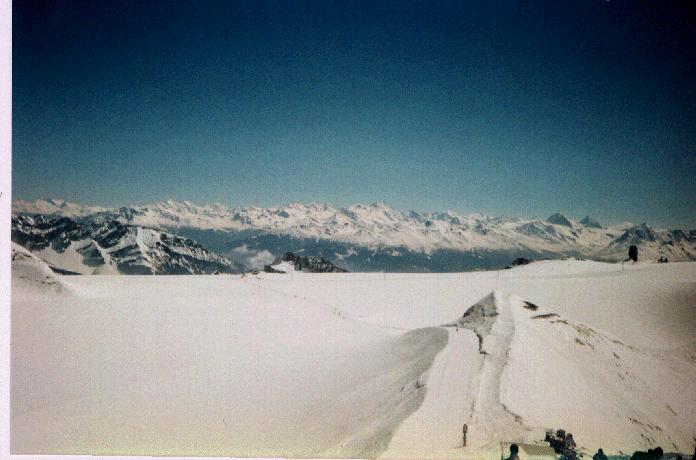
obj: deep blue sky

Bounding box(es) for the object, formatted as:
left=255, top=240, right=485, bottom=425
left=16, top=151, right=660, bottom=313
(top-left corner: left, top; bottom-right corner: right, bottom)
left=13, top=0, right=696, bottom=227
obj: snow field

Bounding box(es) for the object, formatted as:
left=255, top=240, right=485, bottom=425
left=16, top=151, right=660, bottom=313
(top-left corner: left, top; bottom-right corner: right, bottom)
left=10, top=255, right=696, bottom=457
left=11, top=264, right=447, bottom=456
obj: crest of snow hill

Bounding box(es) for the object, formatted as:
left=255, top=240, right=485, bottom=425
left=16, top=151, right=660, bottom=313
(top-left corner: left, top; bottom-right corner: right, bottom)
left=11, top=199, right=696, bottom=275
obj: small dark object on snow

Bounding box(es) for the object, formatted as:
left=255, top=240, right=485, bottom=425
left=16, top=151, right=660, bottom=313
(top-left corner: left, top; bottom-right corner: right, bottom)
left=631, top=447, right=664, bottom=460
left=629, top=245, right=638, bottom=262
left=546, top=429, right=576, bottom=458
left=462, top=423, right=467, bottom=447
left=657, top=256, right=668, bottom=263
left=522, top=301, right=539, bottom=311
left=594, top=448, right=608, bottom=460
left=506, top=443, right=520, bottom=460
left=512, top=257, right=532, bottom=266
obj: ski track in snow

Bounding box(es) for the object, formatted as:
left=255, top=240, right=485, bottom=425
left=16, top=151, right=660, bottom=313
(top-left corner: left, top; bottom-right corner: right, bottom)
left=382, top=291, right=531, bottom=459
left=466, top=292, right=529, bottom=449
left=238, top=276, right=520, bottom=457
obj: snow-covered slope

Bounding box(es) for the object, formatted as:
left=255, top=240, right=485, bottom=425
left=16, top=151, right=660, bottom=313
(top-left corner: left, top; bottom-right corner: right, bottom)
left=11, top=260, right=696, bottom=457
left=500, top=293, right=694, bottom=455
left=240, top=261, right=696, bottom=458
left=11, top=242, right=64, bottom=296
left=12, top=199, right=696, bottom=271
left=12, top=271, right=447, bottom=457
left=11, top=215, right=245, bottom=275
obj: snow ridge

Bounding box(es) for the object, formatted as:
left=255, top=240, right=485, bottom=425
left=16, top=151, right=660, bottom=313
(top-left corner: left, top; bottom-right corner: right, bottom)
left=443, top=292, right=530, bottom=451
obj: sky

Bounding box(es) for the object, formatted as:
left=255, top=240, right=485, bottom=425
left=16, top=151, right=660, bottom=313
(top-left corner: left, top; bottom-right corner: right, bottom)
left=12, top=0, right=696, bottom=227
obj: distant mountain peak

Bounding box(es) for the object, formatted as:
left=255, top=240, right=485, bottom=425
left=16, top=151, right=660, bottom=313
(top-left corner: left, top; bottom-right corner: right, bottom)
left=615, top=223, right=656, bottom=245
left=547, top=213, right=573, bottom=227
left=580, top=215, right=602, bottom=229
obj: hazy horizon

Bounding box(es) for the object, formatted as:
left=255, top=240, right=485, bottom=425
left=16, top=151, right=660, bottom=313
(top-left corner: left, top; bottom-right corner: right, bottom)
left=11, top=195, right=692, bottom=230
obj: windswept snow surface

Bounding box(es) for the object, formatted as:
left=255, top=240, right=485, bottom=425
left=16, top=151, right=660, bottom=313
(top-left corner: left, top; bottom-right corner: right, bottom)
left=11, top=260, right=696, bottom=457
left=11, top=270, right=446, bottom=457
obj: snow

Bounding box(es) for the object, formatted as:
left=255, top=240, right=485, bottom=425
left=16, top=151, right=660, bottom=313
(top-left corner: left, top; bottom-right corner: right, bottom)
left=33, top=238, right=98, bottom=274
left=10, top=258, right=696, bottom=457
left=10, top=242, right=65, bottom=298
left=500, top=294, right=696, bottom=454
left=381, top=329, right=480, bottom=459
left=267, top=260, right=298, bottom=273
left=11, top=271, right=446, bottom=456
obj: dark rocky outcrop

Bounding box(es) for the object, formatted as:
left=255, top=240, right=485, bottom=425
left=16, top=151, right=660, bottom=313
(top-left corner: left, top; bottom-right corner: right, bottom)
left=264, top=252, right=348, bottom=273
left=505, top=257, right=533, bottom=269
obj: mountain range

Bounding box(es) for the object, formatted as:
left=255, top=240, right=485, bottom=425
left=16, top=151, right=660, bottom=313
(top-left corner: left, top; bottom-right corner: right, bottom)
left=11, top=198, right=696, bottom=273
left=11, top=214, right=245, bottom=275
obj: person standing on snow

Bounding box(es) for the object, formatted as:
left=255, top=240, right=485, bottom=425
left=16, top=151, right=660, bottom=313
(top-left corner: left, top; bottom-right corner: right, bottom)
left=506, top=444, right=521, bottom=460
left=628, top=245, right=638, bottom=262
left=462, top=424, right=467, bottom=447
left=594, top=448, right=608, bottom=460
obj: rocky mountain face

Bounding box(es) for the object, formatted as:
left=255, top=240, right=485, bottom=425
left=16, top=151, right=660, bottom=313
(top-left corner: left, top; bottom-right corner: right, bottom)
left=12, top=214, right=245, bottom=275
left=263, top=252, right=348, bottom=273
left=12, top=199, right=696, bottom=272
left=547, top=212, right=573, bottom=227
left=580, top=216, right=603, bottom=229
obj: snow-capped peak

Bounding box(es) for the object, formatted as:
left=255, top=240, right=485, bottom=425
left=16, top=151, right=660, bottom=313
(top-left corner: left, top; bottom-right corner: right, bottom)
left=12, top=199, right=696, bottom=263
